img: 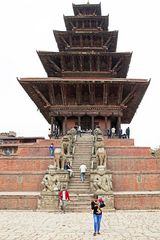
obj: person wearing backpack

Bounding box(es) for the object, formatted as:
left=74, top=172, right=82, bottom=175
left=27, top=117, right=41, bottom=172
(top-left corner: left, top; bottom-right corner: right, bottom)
left=91, top=194, right=105, bottom=236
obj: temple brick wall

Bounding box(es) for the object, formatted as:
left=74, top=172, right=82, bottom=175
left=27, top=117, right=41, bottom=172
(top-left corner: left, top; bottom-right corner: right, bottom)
left=104, top=139, right=134, bottom=146
left=0, top=195, right=38, bottom=210
left=0, top=173, right=44, bottom=191
left=106, top=147, right=151, bottom=157
left=0, top=138, right=160, bottom=209
left=113, top=173, right=160, bottom=191
left=114, top=194, right=160, bottom=210
left=108, top=157, right=160, bottom=171
left=0, top=158, right=53, bottom=171
left=0, top=171, right=159, bottom=192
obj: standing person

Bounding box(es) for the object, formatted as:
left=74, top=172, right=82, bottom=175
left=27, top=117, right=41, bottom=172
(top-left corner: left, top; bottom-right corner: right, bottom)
left=49, top=143, right=55, bottom=157
left=107, top=128, right=111, bottom=138
left=55, top=125, right=59, bottom=139
left=118, top=128, right=123, bottom=139
left=79, top=163, right=87, bottom=182
left=67, top=162, right=74, bottom=177
left=111, top=126, right=116, bottom=138
left=126, top=126, right=130, bottom=139
left=65, top=162, right=74, bottom=177
left=59, top=186, right=70, bottom=213
left=77, top=125, right=82, bottom=137
left=91, top=194, right=105, bottom=236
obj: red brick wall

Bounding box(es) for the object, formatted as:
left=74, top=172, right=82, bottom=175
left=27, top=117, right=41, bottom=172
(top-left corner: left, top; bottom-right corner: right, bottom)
left=0, top=173, right=44, bottom=191
left=0, top=158, right=54, bottom=171
left=104, top=139, right=134, bottom=146
left=106, top=147, right=151, bottom=157
left=115, top=194, right=160, bottom=209
left=108, top=157, right=160, bottom=171
left=0, top=138, right=159, bottom=210
left=16, top=141, right=61, bottom=157
left=113, top=172, right=160, bottom=191
left=0, top=196, right=38, bottom=209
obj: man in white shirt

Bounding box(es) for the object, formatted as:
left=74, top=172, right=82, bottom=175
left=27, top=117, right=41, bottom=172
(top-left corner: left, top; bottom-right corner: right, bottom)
left=77, top=125, right=82, bottom=137
left=79, top=164, right=87, bottom=182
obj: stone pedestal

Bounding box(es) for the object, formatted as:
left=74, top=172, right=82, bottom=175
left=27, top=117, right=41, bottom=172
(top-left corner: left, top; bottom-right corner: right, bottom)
left=97, top=193, right=114, bottom=210
left=90, top=166, right=114, bottom=210
left=38, top=191, right=59, bottom=210
left=38, top=165, right=70, bottom=210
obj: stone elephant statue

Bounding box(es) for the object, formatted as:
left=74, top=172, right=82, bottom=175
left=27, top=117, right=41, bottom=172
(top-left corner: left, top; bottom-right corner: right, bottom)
left=96, top=147, right=107, bottom=168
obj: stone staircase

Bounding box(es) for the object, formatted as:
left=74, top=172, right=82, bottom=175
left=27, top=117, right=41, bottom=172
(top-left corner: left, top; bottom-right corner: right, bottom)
left=67, top=134, right=93, bottom=212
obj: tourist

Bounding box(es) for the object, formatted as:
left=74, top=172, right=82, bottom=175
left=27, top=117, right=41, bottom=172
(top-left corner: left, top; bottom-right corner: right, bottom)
left=55, top=125, right=59, bottom=139
left=79, top=163, right=87, bottom=182
left=77, top=125, right=82, bottom=137
left=49, top=143, right=55, bottom=157
left=64, top=161, right=68, bottom=171
left=107, top=128, right=111, bottom=138
left=65, top=162, right=74, bottom=177
left=118, top=128, right=123, bottom=139
left=126, top=126, right=130, bottom=139
left=59, top=186, right=70, bottom=213
left=111, top=126, right=116, bottom=138
left=91, top=194, right=105, bottom=236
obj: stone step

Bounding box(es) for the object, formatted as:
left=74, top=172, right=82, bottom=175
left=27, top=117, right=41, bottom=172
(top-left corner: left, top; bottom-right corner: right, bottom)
left=69, top=185, right=90, bottom=189
left=72, top=166, right=91, bottom=170
left=68, top=187, right=90, bottom=191
left=69, top=180, right=90, bottom=184
left=74, top=153, right=91, bottom=156
left=68, top=190, right=90, bottom=194
left=73, top=159, right=91, bottom=162
left=71, top=174, right=90, bottom=178
left=69, top=183, right=90, bottom=187
left=66, top=135, right=93, bottom=208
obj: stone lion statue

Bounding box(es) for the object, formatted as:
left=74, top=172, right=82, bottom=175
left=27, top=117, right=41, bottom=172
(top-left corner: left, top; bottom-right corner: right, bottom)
left=96, top=147, right=107, bottom=168
left=61, top=135, right=71, bottom=155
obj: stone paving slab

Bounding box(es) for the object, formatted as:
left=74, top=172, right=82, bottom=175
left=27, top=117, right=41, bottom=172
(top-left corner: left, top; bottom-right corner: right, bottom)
left=0, top=210, right=160, bottom=240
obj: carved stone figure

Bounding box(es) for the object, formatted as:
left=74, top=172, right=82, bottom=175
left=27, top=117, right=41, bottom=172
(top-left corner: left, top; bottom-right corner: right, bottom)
left=61, top=135, right=71, bottom=155
left=92, top=172, right=112, bottom=193
left=96, top=147, right=107, bottom=168
left=41, top=165, right=61, bottom=192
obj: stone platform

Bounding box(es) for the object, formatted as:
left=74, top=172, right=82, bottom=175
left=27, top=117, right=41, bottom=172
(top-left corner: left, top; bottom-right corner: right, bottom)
left=0, top=135, right=160, bottom=210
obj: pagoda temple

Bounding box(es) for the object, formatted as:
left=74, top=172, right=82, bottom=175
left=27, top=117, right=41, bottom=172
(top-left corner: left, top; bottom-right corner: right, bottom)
left=18, top=3, right=150, bottom=136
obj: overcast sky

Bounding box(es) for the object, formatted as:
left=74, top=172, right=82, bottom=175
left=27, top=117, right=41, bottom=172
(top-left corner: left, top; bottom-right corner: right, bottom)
left=0, top=0, right=159, bottom=148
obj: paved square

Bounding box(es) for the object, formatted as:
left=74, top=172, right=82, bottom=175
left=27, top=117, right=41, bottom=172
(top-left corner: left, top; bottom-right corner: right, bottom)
left=0, top=210, right=160, bottom=240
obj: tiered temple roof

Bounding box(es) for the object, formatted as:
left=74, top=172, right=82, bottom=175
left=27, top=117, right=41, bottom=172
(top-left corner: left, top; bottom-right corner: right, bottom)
left=18, top=2, right=149, bottom=134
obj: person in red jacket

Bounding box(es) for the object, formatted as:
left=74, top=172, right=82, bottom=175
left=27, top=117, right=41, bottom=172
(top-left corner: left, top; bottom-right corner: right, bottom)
left=59, top=186, right=70, bottom=213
